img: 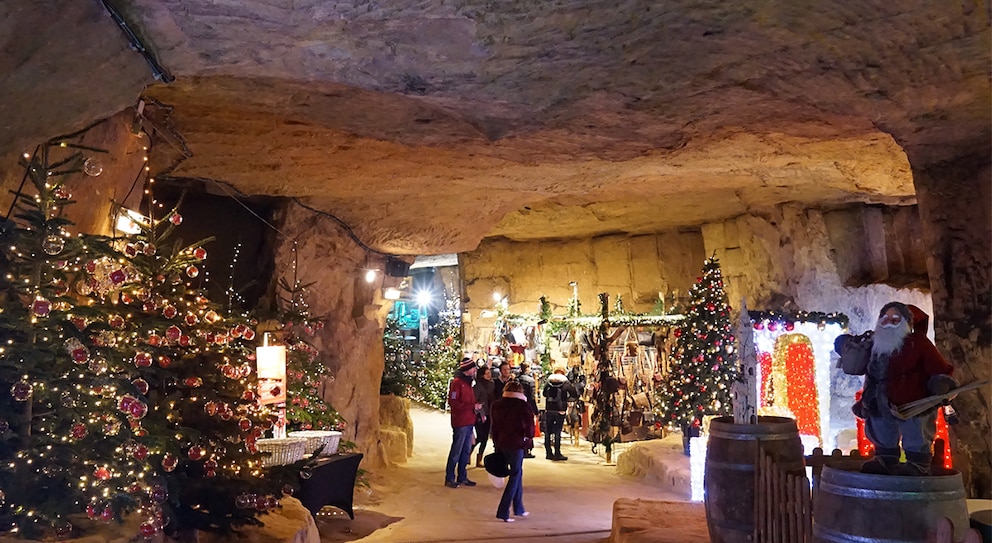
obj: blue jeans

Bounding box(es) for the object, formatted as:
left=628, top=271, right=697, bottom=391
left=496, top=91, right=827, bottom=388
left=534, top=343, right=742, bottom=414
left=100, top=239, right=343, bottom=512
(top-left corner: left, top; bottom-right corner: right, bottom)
left=445, top=425, right=474, bottom=483
left=865, top=409, right=938, bottom=463
left=496, top=448, right=525, bottom=519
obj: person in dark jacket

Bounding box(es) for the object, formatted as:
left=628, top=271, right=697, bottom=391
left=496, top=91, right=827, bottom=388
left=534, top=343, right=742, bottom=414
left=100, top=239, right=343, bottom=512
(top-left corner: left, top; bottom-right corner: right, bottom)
left=490, top=380, right=535, bottom=522
left=494, top=360, right=514, bottom=398
left=445, top=357, right=482, bottom=488
left=542, top=367, right=578, bottom=461
left=472, top=364, right=496, bottom=468
left=515, top=362, right=539, bottom=458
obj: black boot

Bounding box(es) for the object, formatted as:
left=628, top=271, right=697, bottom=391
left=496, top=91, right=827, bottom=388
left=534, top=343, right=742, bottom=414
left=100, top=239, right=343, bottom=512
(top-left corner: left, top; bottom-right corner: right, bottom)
left=862, top=448, right=900, bottom=475
left=896, top=451, right=932, bottom=476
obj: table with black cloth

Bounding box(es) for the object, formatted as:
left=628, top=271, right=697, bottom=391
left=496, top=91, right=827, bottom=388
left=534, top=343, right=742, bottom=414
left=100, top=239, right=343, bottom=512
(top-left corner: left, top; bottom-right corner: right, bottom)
left=297, top=453, right=364, bottom=519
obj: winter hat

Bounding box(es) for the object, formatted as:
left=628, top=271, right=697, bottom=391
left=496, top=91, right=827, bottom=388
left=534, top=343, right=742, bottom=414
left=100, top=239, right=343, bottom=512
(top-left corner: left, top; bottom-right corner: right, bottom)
left=878, top=302, right=913, bottom=324
left=458, top=357, right=476, bottom=372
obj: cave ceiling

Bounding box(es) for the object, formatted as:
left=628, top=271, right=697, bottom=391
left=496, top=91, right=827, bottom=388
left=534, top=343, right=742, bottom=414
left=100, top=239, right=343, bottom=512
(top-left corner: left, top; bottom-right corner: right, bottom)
left=1, top=1, right=988, bottom=255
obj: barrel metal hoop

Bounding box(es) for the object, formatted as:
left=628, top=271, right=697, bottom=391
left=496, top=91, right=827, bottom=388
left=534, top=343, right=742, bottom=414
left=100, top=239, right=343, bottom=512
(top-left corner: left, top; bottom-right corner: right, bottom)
left=819, top=480, right=966, bottom=501
left=813, top=523, right=913, bottom=543
left=709, top=429, right=797, bottom=440
left=704, top=460, right=755, bottom=471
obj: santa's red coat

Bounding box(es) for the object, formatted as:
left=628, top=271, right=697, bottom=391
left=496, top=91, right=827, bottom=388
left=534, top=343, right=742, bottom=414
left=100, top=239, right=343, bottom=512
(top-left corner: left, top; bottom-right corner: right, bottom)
left=884, top=305, right=954, bottom=406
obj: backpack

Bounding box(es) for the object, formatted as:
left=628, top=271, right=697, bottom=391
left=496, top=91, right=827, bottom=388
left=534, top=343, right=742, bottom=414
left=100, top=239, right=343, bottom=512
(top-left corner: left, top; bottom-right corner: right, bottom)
left=546, top=384, right=564, bottom=406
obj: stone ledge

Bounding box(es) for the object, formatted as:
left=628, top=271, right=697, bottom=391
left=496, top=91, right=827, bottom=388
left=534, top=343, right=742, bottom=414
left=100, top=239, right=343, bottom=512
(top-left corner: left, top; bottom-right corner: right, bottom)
left=611, top=498, right=709, bottom=543
left=614, top=435, right=691, bottom=499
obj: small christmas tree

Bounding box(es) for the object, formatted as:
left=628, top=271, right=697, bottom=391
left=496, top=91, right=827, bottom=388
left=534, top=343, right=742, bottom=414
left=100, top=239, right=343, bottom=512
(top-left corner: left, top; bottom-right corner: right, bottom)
left=659, top=256, right=738, bottom=430
left=274, top=277, right=343, bottom=432
left=381, top=315, right=416, bottom=397
left=410, top=297, right=461, bottom=409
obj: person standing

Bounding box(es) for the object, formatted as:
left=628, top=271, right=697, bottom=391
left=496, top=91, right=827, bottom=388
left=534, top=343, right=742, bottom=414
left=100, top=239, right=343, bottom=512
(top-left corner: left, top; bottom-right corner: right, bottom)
left=445, top=357, right=482, bottom=488
left=473, top=364, right=496, bottom=468
left=490, top=380, right=535, bottom=522
left=515, top=362, right=540, bottom=458
left=494, top=360, right=514, bottom=398
left=854, top=302, right=955, bottom=475
left=542, top=367, right=578, bottom=461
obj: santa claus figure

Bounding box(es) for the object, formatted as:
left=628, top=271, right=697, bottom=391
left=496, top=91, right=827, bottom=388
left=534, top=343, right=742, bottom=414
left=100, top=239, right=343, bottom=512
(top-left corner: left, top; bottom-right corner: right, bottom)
left=855, top=302, right=955, bottom=476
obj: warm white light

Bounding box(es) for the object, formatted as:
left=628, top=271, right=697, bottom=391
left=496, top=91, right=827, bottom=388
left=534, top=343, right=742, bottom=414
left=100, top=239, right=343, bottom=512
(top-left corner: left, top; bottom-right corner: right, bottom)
left=115, top=209, right=147, bottom=234
left=255, top=333, right=286, bottom=406
left=383, top=288, right=401, bottom=300
left=364, top=269, right=377, bottom=283
left=492, top=292, right=502, bottom=302
left=690, top=435, right=706, bottom=502
left=415, top=290, right=432, bottom=307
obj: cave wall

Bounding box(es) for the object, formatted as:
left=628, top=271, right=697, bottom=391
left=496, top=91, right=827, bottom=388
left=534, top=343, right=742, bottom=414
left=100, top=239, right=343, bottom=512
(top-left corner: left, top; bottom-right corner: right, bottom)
left=461, top=231, right=706, bottom=352
left=0, top=111, right=149, bottom=237
left=911, top=151, right=991, bottom=499
left=271, top=203, right=392, bottom=469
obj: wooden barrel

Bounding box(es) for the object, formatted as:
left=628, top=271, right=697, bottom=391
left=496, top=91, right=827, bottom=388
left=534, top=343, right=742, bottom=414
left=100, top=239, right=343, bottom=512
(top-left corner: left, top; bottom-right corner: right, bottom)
left=705, top=416, right=804, bottom=543
left=812, top=466, right=970, bottom=542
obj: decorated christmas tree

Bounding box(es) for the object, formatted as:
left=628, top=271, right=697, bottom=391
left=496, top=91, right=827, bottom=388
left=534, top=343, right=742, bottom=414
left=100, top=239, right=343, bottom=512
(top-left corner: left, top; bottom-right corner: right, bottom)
left=409, top=297, right=461, bottom=409
left=381, top=315, right=415, bottom=397
left=659, top=256, right=738, bottom=430
left=0, top=140, right=295, bottom=539
left=274, top=277, right=343, bottom=432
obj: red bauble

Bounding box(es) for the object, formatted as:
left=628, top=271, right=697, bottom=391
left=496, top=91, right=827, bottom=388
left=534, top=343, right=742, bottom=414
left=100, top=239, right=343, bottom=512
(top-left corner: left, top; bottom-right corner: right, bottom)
left=187, top=446, right=205, bottom=461
left=786, top=322, right=795, bottom=331
left=71, top=423, right=87, bottom=439
left=193, top=247, right=207, bottom=260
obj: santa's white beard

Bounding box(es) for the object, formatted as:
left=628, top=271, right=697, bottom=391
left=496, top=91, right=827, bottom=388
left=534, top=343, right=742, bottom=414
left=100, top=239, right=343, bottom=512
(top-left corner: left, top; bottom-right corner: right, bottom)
left=872, top=320, right=910, bottom=356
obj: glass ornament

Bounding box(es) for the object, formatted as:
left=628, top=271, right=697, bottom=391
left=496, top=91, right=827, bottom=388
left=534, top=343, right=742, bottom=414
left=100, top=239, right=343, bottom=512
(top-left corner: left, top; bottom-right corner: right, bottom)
left=299, top=467, right=313, bottom=480
left=54, top=521, right=73, bottom=539
left=129, top=401, right=148, bottom=419
left=169, top=213, right=182, bottom=225
left=185, top=265, right=198, bottom=278
left=133, top=444, right=149, bottom=460
left=134, top=352, right=152, bottom=367
left=139, top=521, right=159, bottom=539
left=132, top=378, right=149, bottom=395
left=235, top=493, right=254, bottom=509
left=71, top=423, right=87, bottom=439
left=193, top=247, right=207, bottom=260
left=187, top=445, right=205, bottom=460
left=281, top=484, right=294, bottom=496
left=83, top=157, right=104, bottom=176
left=11, top=382, right=32, bottom=401
left=161, top=454, right=178, bottom=473
left=42, top=234, right=65, bottom=255
left=162, top=305, right=177, bottom=319
left=32, top=297, right=51, bottom=317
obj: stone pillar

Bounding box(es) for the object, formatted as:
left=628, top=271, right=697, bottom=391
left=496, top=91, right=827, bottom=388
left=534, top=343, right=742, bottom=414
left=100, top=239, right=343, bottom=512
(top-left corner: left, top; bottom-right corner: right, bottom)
left=271, top=204, right=390, bottom=468
left=912, top=153, right=991, bottom=498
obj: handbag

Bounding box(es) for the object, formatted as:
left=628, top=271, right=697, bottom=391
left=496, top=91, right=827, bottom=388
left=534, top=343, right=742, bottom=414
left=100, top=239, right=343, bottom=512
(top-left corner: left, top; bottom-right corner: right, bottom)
left=835, top=331, right=873, bottom=375
left=484, top=450, right=511, bottom=477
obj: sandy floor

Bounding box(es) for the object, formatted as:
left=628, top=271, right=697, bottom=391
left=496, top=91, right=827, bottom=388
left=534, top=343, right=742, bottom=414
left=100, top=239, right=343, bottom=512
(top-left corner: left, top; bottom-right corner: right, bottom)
left=314, top=404, right=687, bottom=543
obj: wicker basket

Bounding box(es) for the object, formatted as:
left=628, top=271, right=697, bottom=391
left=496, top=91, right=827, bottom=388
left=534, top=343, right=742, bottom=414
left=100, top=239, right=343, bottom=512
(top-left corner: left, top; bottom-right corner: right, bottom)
left=256, top=437, right=307, bottom=467
left=287, top=430, right=343, bottom=456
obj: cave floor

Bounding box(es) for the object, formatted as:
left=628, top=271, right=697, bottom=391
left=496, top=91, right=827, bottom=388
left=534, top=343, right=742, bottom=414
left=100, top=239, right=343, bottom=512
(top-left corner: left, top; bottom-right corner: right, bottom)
left=315, top=403, right=689, bottom=543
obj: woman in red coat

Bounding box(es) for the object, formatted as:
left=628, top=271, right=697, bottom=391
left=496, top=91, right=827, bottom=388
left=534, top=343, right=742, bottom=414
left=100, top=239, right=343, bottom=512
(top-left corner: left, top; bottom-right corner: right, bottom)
left=489, top=380, right=534, bottom=522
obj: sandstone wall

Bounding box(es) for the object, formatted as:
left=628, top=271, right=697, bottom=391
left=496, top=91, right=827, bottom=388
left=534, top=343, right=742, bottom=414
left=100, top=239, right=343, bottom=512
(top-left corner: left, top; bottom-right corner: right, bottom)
left=461, top=232, right=705, bottom=351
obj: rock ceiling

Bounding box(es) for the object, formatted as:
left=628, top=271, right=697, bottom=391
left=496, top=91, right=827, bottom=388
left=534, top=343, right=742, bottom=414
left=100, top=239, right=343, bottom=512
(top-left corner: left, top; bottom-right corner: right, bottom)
left=1, top=1, right=988, bottom=254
